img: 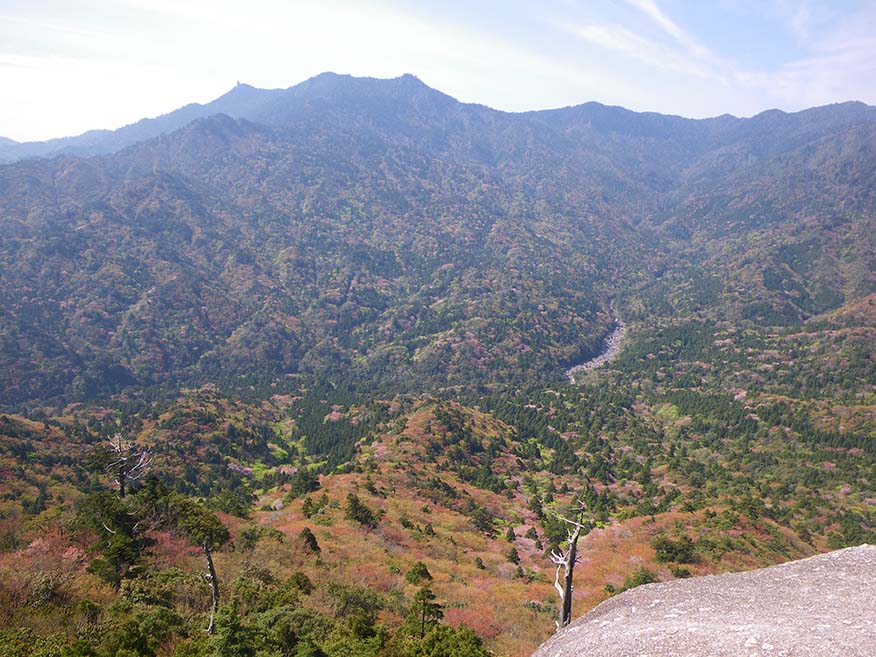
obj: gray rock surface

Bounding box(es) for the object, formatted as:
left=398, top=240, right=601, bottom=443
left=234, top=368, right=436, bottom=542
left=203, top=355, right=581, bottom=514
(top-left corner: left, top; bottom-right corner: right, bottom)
left=532, top=546, right=876, bottom=657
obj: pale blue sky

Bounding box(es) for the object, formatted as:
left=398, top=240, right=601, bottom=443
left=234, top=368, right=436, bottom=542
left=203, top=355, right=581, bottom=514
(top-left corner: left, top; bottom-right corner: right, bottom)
left=1, top=0, right=875, bottom=141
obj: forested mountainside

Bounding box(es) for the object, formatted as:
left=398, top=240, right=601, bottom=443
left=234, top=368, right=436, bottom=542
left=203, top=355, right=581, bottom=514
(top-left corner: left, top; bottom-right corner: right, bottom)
left=2, top=75, right=876, bottom=657
left=2, top=74, right=875, bottom=408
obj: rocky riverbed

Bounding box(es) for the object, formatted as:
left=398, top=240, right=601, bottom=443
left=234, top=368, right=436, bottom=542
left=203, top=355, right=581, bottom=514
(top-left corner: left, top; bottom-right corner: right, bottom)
left=565, top=315, right=626, bottom=383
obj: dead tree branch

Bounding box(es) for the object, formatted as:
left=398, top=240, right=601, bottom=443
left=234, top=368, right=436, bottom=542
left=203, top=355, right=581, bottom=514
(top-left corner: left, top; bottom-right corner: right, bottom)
left=105, top=433, right=152, bottom=498
left=547, top=503, right=593, bottom=630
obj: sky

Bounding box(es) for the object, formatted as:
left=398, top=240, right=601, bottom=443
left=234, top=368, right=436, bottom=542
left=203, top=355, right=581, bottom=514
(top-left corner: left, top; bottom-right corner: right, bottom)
left=1, top=0, right=875, bottom=142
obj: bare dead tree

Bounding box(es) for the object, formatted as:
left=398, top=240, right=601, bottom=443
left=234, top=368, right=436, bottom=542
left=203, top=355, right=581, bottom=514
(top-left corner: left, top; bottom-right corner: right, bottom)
left=548, top=505, right=592, bottom=631
left=105, top=433, right=152, bottom=498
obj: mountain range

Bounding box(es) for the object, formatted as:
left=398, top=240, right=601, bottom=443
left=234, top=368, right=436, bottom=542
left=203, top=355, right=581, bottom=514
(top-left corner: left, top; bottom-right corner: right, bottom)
left=2, top=73, right=876, bottom=657
left=2, top=73, right=875, bottom=409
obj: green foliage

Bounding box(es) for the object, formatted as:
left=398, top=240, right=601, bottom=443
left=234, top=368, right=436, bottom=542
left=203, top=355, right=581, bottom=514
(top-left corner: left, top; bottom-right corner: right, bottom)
left=0, top=628, right=66, bottom=657
left=670, top=565, right=692, bottom=578
left=325, top=583, right=382, bottom=626
left=299, top=527, right=321, bottom=554
left=61, top=640, right=99, bottom=657
left=344, top=493, right=378, bottom=529
left=238, top=525, right=284, bottom=552
left=121, top=568, right=203, bottom=609
left=467, top=506, right=496, bottom=537
left=620, top=567, right=659, bottom=592
left=286, top=469, right=321, bottom=500
left=175, top=500, right=230, bottom=550
left=405, top=587, right=443, bottom=640
left=651, top=535, right=696, bottom=563
left=98, top=603, right=184, bottom=657
left=405, top=562, right=432, bottom=585
left=205, top=486, right=254, bottom=518
left=302, top=493, right=329, bottom=519
left=288, top=572, right=314, bottom=595
left=412, top=624, right=491, bottom=657
left=218, top=610, right=262, bottom=657
left=76, top=492, right=150, bottom=588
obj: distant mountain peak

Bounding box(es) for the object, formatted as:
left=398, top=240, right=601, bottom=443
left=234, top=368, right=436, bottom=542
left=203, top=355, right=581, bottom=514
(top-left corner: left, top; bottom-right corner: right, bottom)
left=2, top=74, right=874, bottom=166
left=294, top=71, right=437, bottom=96
left=212, top=81, right=276, bottom=104
left=396, top=72, right=426, bottom=85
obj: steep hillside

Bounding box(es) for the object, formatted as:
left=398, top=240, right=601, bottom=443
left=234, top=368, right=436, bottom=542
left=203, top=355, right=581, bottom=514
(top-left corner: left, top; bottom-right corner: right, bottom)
left=0, top=76, right=661, bottom=409
left=1, top=388, right=841, bottom=656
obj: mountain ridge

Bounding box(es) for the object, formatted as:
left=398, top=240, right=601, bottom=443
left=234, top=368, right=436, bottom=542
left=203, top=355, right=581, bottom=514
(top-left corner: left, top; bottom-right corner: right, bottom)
left=2, top=73, right=876, bottom=408
left=3, top=73, right=874, bottom=164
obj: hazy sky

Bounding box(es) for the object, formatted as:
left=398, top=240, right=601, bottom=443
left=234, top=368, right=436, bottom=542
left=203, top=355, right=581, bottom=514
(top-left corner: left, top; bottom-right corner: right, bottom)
left=2, top=0, right=875, bottom=141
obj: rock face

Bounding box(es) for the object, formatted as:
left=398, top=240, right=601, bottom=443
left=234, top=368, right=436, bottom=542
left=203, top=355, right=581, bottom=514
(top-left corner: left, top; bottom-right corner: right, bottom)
left=532, top=546, right=876, bottom=657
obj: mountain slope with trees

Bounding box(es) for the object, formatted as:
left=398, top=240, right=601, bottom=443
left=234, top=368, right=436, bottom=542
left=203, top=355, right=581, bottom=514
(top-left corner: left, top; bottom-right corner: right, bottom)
left=2, top=75, right=876, bottom=656
left=2, top=75, right=875, bottom=409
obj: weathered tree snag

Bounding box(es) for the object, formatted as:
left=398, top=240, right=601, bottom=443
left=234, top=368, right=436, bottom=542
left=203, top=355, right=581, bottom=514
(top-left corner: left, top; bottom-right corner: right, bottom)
left=420, top=595, right=427, bottom=639
left=548, top=508, right=591, bottom=630
left=204, top=541, right=220, bottom=635
left=105, top=433, right=152, bottom=498
left=551, top=524, right=582, bottom=629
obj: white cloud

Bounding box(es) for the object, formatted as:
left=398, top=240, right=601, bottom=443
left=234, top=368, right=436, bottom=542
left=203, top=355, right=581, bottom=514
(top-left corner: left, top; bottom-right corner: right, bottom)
left=563, top=22, right=721, bottom=82
left=624, top=0, right=707, bottom=56
left=0, top=52, right=227, bottom=140
left=561, top=0, right=876, bottom=117
left=747, top=3, right=876, bottom=110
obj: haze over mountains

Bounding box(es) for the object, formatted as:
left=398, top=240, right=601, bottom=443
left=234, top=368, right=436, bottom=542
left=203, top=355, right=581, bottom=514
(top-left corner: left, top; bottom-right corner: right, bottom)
left=2, top=73, right=875, bottom=408
left=3, top=73, right=875, bottom=166
left=3, top=73, right=876, bottom=657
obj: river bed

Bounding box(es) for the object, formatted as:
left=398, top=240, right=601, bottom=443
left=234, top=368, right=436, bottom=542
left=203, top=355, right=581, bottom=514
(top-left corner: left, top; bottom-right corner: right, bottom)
left=565, top=315, right=626, bottom=383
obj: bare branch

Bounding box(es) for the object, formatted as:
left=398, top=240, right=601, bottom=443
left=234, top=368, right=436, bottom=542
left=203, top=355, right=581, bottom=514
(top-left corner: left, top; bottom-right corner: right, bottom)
left=105, top=432, right=152, bottom=497
left=545, top=506, right=591, bottom=532
left=554, top=562, right=565, bottom=629
left=128, top=450, right=153, bottom=480
left=546, top=504, right=593, bottom=631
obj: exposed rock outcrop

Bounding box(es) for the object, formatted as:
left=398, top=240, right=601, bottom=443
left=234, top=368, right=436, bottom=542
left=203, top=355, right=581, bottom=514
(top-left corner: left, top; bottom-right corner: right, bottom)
left=532, top=546, right=876, bottom=657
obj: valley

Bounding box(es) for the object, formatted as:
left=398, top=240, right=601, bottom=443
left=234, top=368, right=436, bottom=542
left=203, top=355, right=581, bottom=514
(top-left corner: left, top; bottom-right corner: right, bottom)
left=565, top=305, right=626, bottom=382
left=0, top=74, right=875, bottom=657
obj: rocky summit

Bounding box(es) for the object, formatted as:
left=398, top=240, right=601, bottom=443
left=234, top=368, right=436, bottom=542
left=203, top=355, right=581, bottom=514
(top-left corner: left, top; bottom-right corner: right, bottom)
left=532, top=545, right=876, bottom=657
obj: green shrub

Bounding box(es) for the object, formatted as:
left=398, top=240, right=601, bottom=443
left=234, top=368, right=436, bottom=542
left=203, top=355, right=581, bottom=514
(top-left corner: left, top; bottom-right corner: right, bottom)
left=620, top=567, right=658, bottom=592
left=405, top=562, right=432, bottom=585
left=652, top=535, right=696, bottom=563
